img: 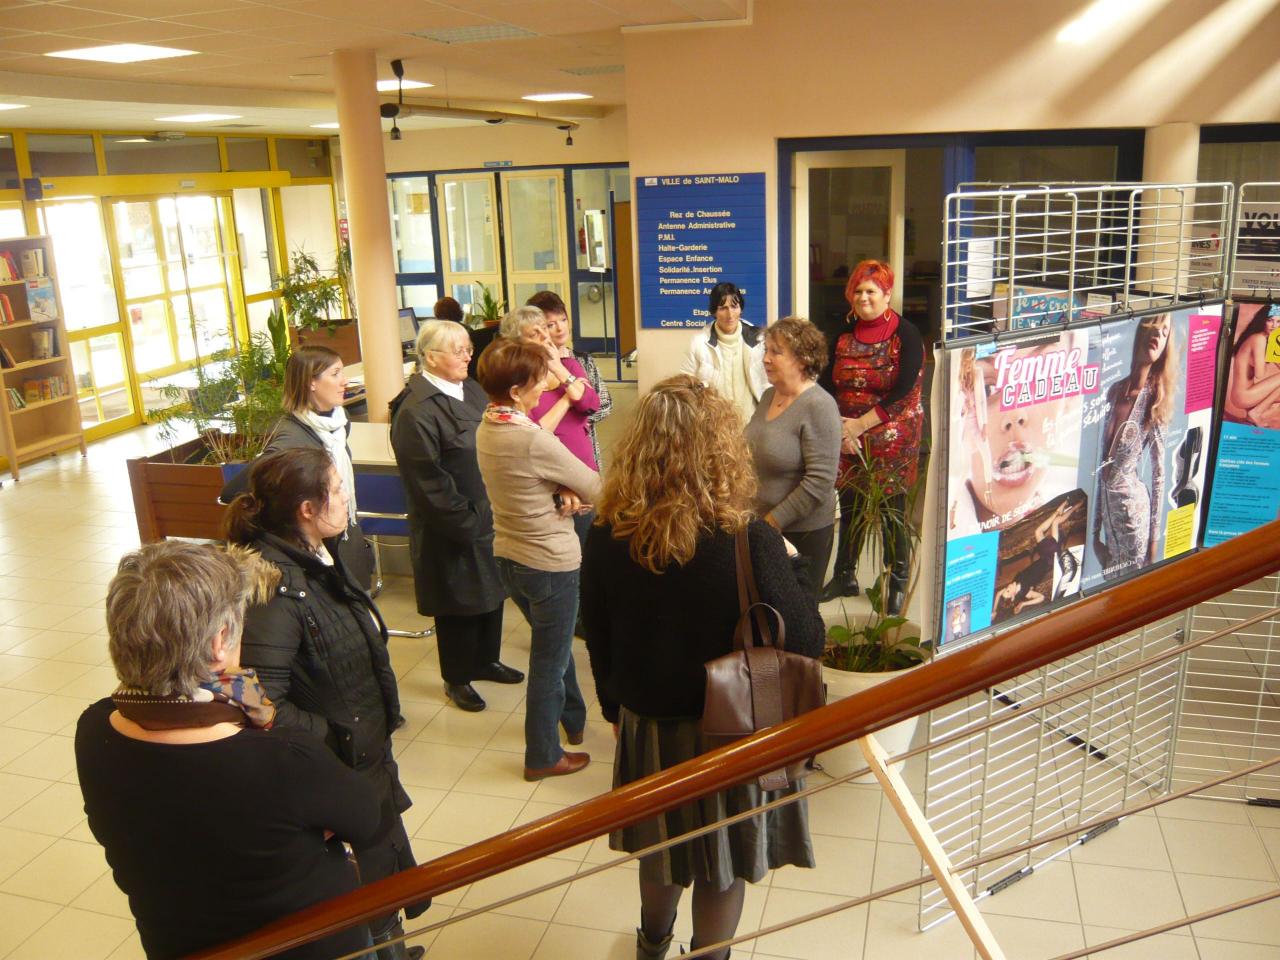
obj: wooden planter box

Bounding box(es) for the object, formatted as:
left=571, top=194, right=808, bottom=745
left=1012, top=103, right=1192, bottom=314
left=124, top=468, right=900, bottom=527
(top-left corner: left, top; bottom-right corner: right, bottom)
left=290, top=319, right=361, bottom=366
left=126, top=436, right=229, bottom=543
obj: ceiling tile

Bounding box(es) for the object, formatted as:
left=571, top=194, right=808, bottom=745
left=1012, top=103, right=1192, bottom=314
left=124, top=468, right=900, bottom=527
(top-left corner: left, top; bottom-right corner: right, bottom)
left=58, top=19, right=219, bottom=42
left=55, top=0, right=255, bottom=16
left=0, top=5, right=135, bottom=29
left=0, top=31, right=92, bottom=54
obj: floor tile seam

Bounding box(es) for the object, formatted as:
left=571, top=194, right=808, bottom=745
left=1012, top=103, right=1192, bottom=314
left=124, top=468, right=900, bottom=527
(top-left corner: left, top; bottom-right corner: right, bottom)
left=2, top=902, right=133, bottom=960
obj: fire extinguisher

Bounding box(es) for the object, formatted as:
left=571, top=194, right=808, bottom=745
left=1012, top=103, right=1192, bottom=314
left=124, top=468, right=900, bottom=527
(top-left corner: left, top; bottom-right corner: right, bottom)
left=576, top=198, right=587, bottom=254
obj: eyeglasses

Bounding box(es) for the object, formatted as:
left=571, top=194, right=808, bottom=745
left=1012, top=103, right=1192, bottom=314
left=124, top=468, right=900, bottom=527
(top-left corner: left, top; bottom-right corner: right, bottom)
left=431, top=345, right=473, bottom=359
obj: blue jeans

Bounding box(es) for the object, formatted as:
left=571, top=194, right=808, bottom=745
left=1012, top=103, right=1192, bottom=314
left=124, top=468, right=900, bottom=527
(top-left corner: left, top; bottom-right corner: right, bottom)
left=496, top=558, right=587, bottom=769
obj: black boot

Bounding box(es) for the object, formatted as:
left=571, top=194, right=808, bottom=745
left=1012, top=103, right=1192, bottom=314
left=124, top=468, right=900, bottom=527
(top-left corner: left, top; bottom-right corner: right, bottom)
left=636, top=925, right=674, bottom=960
left=819, top=566, right=860, bottom=602
left=886, top=562, right=908, bottom=616
left=372, top=917, right=424, bottom=960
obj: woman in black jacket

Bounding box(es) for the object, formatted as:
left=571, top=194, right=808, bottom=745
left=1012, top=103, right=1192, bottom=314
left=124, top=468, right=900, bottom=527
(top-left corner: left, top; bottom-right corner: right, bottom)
left=221, top=344, right=374, bottom=589
left=581, top=375, right=824, bottom=960
left=225, top=448, right=426, bottom=960
left=390, top=318, right=521, bottom=714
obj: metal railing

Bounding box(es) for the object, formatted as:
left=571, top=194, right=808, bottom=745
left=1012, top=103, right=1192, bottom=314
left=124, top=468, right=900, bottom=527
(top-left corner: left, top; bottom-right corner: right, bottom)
left=184, top=518, right=1280, bottom=960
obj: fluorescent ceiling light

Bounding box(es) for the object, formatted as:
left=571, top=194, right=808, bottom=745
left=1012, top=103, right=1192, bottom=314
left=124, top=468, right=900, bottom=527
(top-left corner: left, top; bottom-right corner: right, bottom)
left=310, top=123, right=339, bottom=130
left=154, top=113, right=241, bottom=123
left=522, top=92, right=592, bottom=102
left=46, top=43, right=195, bottom=63
left=377, top=79, right=432, bottom=91
left=0, top=103, right=27, bottom=111
left=112, top=138, right=151, bottom=144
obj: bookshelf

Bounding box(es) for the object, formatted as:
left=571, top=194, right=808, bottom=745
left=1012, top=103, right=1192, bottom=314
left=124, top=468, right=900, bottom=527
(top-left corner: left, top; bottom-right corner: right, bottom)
left=0, top=235, right=87, bottom=480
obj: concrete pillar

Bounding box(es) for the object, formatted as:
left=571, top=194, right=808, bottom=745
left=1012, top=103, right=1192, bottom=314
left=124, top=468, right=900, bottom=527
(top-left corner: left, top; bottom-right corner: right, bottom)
left=1137, top=122, right=1201, bottom=295
left=332, top=48, right=400, bottom=422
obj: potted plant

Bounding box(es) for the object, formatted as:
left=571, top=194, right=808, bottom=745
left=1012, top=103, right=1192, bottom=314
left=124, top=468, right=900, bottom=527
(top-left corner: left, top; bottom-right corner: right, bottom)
left=126, top=309, right=290, bottom=542
left=819, top=440, right=933, bottom=781
left=277, top=249, right=361, bottom=364
left=468, top=282, right=505, bottom=329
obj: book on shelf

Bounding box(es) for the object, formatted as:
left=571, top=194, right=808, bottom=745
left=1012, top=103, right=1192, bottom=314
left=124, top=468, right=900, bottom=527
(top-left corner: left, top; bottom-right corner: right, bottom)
left=0, top=293, right=13, bottom=325
left=19, top=376, right=67, bottom=404
left=5, top=386, right=24, bottom=409
left=19, top=249, right=43, bottom=280
left=0, top=251, right=16, bottom=282
left=25, top=277, right=57, bottom=323
left=30, top=328, right=53, bottom=360
left=0, top=341, right=14, bottom=368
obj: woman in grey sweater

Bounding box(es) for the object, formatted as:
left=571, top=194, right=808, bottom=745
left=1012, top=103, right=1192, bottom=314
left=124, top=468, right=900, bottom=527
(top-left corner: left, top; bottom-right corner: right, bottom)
left=743, top=317, right=842, bottom=599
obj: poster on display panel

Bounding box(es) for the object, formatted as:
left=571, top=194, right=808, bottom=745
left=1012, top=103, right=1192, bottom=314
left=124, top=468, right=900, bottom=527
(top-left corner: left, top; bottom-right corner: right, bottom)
left=939, top=303, right=1223, bottom=648
left=1203, top=301, right=1280, bottom=545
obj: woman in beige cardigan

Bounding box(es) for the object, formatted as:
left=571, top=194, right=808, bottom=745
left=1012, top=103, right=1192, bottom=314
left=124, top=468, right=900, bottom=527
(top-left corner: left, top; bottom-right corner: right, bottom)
left=474, top=337, right=602, bottom=781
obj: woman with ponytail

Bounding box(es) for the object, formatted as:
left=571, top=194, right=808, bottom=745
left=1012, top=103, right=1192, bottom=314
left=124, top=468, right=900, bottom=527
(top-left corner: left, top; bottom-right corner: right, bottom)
left=225, top=448, right=427, bottom=960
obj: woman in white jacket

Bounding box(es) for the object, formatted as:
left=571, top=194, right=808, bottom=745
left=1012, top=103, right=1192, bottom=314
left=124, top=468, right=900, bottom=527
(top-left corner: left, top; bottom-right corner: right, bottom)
left=681, top=281, right=767, bottom=423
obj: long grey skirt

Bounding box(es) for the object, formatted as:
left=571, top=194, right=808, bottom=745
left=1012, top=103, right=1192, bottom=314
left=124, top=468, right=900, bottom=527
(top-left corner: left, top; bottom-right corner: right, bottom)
left=610, top=708, right=815, bottom=889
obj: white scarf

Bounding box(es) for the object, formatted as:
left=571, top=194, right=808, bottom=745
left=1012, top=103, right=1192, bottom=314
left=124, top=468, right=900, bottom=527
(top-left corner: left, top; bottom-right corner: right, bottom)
left=302, top=407, right=357, bottom=525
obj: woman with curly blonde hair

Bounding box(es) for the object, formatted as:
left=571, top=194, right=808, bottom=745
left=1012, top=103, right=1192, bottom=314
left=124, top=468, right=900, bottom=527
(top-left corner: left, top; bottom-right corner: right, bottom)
left=581, top=374, right=824, bottom=960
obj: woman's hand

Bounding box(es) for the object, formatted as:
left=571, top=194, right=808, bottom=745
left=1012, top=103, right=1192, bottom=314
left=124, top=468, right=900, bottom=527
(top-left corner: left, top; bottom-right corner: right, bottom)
left=554, top=486, right=592, bottom=517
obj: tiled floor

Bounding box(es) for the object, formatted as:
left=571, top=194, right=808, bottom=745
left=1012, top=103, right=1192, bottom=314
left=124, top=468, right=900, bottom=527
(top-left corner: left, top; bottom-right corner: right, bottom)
left=1, top=418, right=1278, bottom=958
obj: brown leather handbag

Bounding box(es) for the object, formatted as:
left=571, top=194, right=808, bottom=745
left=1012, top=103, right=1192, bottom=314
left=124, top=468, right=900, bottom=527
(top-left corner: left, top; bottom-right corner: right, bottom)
left=701, top=527, right=826, bottom=791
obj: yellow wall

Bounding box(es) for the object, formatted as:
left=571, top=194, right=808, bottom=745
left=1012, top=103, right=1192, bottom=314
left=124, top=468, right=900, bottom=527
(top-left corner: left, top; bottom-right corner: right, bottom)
left=623, top=0, right=1280, bottom=388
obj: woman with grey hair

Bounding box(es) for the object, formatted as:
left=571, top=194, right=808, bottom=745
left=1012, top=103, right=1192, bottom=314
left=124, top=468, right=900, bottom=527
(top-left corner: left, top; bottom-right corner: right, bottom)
left=390, top=318, right=520, bottom=714
left=500, top=304, right=601, bottom=463
left=75, top=540, right=381, bottom=960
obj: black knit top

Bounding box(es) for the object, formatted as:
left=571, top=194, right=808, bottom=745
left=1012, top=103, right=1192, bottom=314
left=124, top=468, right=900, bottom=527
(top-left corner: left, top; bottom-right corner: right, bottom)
left=580, top=518, right=825, bottom=723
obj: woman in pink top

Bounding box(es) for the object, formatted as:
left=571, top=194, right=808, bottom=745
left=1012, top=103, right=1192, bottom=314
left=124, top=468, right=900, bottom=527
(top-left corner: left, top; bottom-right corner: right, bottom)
left=500, top=305, right=601, bottom=470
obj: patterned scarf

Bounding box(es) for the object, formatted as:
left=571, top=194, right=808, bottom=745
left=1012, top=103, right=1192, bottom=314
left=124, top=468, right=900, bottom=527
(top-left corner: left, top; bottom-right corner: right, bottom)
left=112, top=668, right=276, bottom=731
left=482, top=403, right=538, bottom=429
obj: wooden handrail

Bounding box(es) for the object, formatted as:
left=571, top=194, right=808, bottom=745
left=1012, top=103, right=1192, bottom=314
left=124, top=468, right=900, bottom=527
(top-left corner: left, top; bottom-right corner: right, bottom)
left=188, top=519, right=1280, bottom=960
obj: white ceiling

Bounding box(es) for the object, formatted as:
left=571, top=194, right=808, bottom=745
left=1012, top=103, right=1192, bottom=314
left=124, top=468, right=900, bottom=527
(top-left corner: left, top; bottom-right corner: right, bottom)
left=0, top=0, right=751, bottom=134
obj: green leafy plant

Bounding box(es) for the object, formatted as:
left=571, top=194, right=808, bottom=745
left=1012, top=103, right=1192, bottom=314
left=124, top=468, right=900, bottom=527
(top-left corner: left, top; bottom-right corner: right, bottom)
left=152, top=326, right=289, bottom=465
left=823, top=438, right=932, bottom=672
left=470, top=282, right=505, bottom=327
left=335, top=244, right=356, bottom=321
left=824, top=582, right=932, bottom=673
left=276, top=249, right=344, bottom=333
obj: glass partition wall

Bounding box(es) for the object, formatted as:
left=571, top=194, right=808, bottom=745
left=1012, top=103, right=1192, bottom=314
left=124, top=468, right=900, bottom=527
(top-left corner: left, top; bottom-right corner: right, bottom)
left=389, top=163, right=632, bottom=377
left=2, top=130, right=340, bottom=444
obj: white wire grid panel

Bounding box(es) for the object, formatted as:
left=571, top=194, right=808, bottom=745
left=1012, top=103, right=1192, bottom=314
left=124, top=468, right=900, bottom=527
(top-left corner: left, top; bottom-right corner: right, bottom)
left=942, top=182, right=1234, bottom=339
left=919, top=612, right=1189, bottom=929
left=1172, top=571, right=1280, bottom=804
left=1230, top=182, right=1280, bottom=297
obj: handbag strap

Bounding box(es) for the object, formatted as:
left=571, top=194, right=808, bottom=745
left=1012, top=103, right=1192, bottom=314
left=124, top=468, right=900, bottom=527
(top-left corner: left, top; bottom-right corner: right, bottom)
left=734, top=527, right=782, bottom=651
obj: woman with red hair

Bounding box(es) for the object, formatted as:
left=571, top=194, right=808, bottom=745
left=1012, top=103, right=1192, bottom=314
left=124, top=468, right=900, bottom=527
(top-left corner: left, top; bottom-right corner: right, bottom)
left=818, top=259, right=924, bottom=613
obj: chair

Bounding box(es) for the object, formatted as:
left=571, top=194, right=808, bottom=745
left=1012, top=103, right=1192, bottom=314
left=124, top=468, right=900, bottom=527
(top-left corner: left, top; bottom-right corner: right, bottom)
left=354, top=470, right=434, bottom=639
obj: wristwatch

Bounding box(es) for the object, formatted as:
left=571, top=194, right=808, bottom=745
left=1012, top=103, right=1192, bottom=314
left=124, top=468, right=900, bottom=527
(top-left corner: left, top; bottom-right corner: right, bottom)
left=563, top=374, right=579, bottom=387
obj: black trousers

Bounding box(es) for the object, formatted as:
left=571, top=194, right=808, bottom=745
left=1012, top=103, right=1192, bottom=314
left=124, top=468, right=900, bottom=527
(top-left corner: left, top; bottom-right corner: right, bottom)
left=833, top=489, right=908, bottom=580
left=785, top=524, right=834, bottom=602
left=434, top=604, right=505, bottom=684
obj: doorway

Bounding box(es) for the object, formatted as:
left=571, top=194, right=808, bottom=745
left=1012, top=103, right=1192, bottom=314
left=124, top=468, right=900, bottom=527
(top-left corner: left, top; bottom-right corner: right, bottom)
left=106, top=194, right=244, bottom=415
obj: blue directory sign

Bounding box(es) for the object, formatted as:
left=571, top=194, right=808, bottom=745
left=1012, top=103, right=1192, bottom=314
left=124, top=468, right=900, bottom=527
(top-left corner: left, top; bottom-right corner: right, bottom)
left=635, top=173, right=767, bottom=329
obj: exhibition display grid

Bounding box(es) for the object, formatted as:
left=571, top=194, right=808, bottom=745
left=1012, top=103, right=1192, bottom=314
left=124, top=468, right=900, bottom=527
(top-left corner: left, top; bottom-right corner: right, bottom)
left=908, top=182, right=1277, bottom=932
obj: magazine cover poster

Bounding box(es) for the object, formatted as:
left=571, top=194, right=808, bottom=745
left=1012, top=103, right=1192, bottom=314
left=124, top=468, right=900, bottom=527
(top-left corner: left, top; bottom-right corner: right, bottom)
left=941, top=328, right=1093, bottom=644
left=990, top=491, right=1087, bottom=627
left=1079, top=305, right=1220, bottom=587
left=1205, top=302, right=1280, bottom=545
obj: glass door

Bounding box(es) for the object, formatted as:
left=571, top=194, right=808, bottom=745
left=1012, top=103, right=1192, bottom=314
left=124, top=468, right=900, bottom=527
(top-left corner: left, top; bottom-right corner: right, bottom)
left=108, top=194, right=242, bottom=415
left=437, top=173, right=503, bottom=319
left=793, top=149, right=906, bottom=328
left=500, top=169, right=569, bottom=314
left=36, top=199, right=140, bottom=439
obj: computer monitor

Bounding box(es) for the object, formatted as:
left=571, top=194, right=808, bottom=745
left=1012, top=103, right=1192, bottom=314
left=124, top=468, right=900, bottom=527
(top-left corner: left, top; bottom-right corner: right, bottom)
left=398, top=307, right=419, bottom=347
